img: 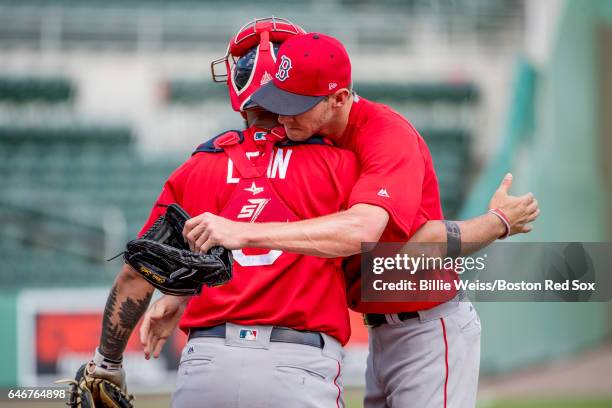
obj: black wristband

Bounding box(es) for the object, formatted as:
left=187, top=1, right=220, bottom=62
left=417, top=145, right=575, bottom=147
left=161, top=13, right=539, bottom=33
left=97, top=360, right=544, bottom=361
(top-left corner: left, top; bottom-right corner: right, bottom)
left=444, top=221, right=461, bottom=258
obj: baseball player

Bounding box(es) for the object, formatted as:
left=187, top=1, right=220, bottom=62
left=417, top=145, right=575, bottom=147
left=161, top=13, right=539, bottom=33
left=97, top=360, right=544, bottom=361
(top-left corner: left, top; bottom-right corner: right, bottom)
left=181, top=32, right=540, bottom=408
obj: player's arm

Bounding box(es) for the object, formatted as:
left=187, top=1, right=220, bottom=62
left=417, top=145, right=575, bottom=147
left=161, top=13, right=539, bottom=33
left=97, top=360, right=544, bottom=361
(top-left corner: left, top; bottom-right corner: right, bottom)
left=98, top=264, right=154, bottom=360
left=185, top=173, right=538, bottom=258
left=184, top=203, right=387, bottom=257
left=240, top=173, right=538, bottom=257
left=76, top=264, right=153, bottom=390
left=408, top=173, right=539, bottom=257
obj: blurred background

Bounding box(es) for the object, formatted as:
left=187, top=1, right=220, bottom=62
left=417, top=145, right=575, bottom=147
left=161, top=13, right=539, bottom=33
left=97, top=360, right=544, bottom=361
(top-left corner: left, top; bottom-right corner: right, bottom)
left=0, top=0, right=610, bottom=407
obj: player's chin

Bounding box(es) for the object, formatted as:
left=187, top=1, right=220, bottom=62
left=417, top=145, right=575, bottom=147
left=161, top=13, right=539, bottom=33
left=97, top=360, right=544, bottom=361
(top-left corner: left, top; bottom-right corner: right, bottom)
left=285, top=128, right=310, bottom=142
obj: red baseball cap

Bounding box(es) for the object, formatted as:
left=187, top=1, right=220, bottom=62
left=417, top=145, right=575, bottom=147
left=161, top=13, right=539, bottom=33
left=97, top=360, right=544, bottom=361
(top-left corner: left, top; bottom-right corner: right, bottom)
left=251, top=32, right=351, bottom=116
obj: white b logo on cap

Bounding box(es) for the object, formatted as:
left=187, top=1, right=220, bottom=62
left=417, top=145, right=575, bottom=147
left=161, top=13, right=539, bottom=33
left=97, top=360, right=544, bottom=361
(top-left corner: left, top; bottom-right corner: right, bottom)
left=276, top=55, right=293, bottom=82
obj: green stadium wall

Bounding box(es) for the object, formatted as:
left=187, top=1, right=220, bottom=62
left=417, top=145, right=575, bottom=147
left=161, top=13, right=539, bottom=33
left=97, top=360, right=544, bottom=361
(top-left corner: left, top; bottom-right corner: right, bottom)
left=0, top=292, right=17, bottom=386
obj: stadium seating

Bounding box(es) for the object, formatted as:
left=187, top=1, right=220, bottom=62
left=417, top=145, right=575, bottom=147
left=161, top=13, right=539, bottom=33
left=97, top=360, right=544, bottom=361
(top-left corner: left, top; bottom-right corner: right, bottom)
left=0, top=195, right=114, bottom=287
left=0, top=0, right=523, bottom=53
left=0, top=126, right=177, bottom=232
left=357, top=82, right=479, bottom=104
left=0, top=123, right=181, bottom=287
left=164, top=79, right=227, bottom=105
left=0, top=76, right=74, bottom=104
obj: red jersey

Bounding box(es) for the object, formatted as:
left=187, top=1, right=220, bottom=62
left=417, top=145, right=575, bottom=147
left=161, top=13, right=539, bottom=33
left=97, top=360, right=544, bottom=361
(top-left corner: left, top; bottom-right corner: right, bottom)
left=139, top=127, right=358, bottom=345
left=340, top=96, right=457, bottom=313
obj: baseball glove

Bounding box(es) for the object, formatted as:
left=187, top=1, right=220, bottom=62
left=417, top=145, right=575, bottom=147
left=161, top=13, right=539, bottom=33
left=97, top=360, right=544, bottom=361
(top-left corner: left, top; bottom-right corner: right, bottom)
left=124, top=203, right=233, bottom=296
left=57, top=363, right=134, bottom=408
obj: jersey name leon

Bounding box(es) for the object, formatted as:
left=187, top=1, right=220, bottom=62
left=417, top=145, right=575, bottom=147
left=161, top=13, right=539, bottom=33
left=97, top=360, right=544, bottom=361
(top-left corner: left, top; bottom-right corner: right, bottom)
left=226, top=148, right=293, bottom=184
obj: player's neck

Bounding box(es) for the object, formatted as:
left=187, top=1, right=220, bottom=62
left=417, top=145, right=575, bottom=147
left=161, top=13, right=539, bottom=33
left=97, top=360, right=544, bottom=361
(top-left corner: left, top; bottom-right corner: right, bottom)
left=319, top=96, right=353, bottom=143
left=246, top=109, right=279, bottom=130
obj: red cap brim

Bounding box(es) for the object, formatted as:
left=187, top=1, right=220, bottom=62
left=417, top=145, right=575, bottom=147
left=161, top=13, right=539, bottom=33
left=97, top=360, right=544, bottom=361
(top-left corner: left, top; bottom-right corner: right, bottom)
left=251, top=81, right=326, bottom=116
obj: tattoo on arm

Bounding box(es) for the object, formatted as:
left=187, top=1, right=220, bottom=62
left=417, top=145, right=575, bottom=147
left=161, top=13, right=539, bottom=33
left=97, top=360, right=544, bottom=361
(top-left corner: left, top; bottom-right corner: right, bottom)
left=100, top=284, right=153, bottom=360
left=444, top=221, right=462, bottom=258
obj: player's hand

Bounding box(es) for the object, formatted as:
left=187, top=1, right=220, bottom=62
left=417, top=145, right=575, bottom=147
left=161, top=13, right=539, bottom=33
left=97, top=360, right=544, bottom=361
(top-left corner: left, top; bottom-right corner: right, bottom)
left=140, top=295, right=189, bottom=360
left=183, top=212, right=247, bottom=253
left=488, top=173, right=540, bottom=235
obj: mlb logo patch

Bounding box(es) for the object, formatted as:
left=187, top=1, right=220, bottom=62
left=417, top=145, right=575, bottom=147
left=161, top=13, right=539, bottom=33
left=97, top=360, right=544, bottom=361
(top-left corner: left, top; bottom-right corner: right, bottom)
left=253, top=132, right=267, bottom=141
left=239, top=329, right=258, bottom=341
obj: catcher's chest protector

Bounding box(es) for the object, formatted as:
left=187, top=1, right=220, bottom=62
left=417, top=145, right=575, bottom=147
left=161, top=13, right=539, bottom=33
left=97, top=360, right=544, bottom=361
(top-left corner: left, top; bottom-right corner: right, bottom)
left=216, top=130, right=299, bottom=267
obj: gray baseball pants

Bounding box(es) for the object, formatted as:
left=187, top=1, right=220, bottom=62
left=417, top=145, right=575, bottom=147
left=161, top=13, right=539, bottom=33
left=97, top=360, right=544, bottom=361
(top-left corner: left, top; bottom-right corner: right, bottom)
left=171, top=323, right=345, bottom=408
left=364, top=297, right=481, bottom=408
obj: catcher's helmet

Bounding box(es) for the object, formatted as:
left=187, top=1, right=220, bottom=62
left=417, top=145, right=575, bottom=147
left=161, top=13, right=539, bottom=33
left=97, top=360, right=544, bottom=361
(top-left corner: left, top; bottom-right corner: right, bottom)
left=211, top=16, right=306, bottom=112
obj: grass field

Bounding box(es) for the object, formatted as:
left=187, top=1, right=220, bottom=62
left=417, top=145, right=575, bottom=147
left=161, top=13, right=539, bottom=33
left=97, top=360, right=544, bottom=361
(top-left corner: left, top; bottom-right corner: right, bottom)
left=481, top=401, right=612, bottom=408
left=2, top=391, right=612, bottom=408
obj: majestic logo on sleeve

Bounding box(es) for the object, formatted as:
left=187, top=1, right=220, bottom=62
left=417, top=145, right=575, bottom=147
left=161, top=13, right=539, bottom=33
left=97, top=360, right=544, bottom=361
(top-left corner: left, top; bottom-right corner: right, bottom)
left=377, top=188, right=390, bottom=198
left=275, top=55, right=293, bottom=82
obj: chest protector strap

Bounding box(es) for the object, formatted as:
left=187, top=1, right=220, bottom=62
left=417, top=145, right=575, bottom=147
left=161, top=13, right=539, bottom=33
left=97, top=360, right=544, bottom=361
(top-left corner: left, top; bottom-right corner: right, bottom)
left=214, top=130, right=280, bottom=179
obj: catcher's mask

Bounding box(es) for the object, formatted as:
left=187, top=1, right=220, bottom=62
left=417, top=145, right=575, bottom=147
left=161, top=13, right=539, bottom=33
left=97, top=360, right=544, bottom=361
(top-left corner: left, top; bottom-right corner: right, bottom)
left=211, top=16, right=306, bottom=112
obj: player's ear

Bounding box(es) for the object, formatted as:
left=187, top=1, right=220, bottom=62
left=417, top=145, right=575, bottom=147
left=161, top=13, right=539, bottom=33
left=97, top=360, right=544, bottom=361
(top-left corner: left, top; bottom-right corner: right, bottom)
left=330, top=88, right=351, bottom=109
